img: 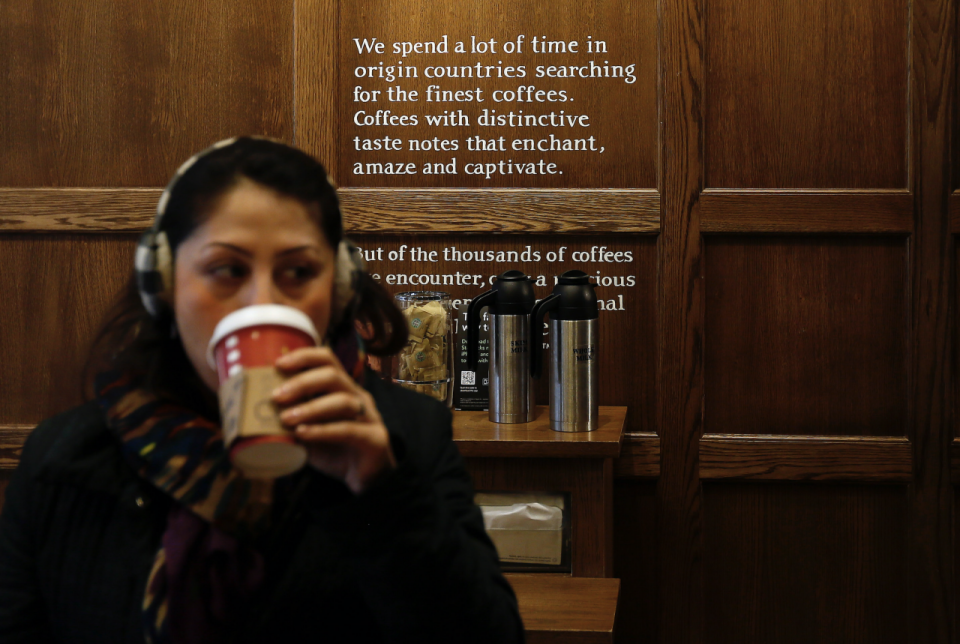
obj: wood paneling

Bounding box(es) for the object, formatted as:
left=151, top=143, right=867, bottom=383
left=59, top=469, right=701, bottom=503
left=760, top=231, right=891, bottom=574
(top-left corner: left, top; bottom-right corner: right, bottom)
left=339, top=189, right=659, bottom=233
left=506, top=574, right=619, bottom=644
left=907, top=0, right=955, bottom=636
left=316, top=0, right=658, bottom=189
left=0, top=188, right=659, bottom=234
left=466, top=457, right=613, bottom=578
left=700, top=190, right=913, bottom=234
left=703, top=483, right=907, bottom=644
left=704, top=237, right=907, bottom=437
left=294, top=0, right=339, bottom=167
left=704, top=0, right=908, bottom=189
left=0, top=0, right=293, bottom=187
left=0, top=189, right=158, bottom=231
left=0, top=235, right=136, bottom=424
left=613, top=480, right=657, bottom=644
left=352, top=234, right=658, bottom=434
left=658, top=0, right=704, bottom=639
left=0, top=425, right=32, bottom=473
left=951, top=193, right=960, bottom=232
left=700, top=434, right=912, bottom=483
left=614, top=433, right=660, bottom=478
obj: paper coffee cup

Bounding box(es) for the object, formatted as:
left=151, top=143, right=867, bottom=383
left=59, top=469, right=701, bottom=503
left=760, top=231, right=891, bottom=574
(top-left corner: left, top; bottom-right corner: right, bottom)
left=207, top=304, right=320, bottom=478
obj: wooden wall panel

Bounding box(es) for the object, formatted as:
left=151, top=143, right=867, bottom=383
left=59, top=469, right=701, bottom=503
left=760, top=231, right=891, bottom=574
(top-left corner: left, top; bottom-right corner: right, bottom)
left=0, top=0, right=293, bottom=187
left=466, top=457, right=614, bottom=578
left=703, top=483, right=908, bottom=644
left=613, top=480, right=657, bottom=644
left=0, top=235, right=136, bottom=424
left=350, top=233, right=657, bottom=434
left=704, top=0, right=908, bottom=189
left=704, top=237, right=907, bottom=436
left=329, top=0, right=657, bottom=188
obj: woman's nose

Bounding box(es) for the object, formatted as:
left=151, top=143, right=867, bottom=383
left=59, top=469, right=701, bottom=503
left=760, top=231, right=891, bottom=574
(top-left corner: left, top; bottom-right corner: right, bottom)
left=247, top=271, right=283, bottom=306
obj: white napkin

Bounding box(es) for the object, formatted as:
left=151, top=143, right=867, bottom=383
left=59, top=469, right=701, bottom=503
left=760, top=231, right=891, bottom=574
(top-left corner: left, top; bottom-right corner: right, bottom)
left=481, top=503, right=563, bottom=531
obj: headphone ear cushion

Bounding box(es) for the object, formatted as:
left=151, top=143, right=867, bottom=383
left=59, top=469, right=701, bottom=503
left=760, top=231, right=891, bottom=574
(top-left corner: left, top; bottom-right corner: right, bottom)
left=136, top=230, right=174, bottom=317
left=331, top=238, right=366, bottom=326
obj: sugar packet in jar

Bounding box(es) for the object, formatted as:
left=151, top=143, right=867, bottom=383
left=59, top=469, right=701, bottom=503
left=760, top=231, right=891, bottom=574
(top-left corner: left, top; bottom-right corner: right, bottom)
left=393, top=292, right=453, bottom=406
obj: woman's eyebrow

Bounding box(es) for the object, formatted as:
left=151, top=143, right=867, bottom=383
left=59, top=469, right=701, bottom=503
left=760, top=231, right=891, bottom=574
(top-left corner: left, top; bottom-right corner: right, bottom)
left=204, top=242, right=253, bottom=257
left=277, top=245, right=321, bottom=257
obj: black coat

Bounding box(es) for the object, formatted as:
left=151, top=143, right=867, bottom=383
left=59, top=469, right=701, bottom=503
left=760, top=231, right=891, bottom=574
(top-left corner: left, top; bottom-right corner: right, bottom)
left=0, top=374, right=524, bottom=643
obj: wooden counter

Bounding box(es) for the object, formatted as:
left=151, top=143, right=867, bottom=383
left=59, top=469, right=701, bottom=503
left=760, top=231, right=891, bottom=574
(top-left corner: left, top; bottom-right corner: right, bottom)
left=508, top=574, right=620, bottom=644
left=452, top=406, right=627, bottom=458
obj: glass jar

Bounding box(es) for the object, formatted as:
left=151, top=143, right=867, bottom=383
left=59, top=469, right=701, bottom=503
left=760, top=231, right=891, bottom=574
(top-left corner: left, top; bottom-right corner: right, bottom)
left=393, top=291, right=453, bottom=406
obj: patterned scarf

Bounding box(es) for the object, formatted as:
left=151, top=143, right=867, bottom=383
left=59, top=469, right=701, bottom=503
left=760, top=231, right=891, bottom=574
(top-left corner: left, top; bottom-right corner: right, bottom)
left=96, top=332, right=367, bottom=644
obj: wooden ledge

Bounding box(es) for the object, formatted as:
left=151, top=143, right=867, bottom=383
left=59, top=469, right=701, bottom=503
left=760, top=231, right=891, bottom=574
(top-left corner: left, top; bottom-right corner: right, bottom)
left=452, top=407, right=626, bottom=458
left=507, top=574, right=620, bottom=644
left=700, top=434, right=912, bottom=483
left=0, top=425, right=33, bottom=472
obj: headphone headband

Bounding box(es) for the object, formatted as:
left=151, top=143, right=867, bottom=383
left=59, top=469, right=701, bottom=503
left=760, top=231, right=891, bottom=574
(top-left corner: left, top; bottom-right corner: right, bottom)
left=136, top=137, right=362, bottom=329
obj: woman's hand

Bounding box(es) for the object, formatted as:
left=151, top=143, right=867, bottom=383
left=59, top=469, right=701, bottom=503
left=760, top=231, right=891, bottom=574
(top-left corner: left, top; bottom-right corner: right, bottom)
left=271, top=347, right=396, bottom=494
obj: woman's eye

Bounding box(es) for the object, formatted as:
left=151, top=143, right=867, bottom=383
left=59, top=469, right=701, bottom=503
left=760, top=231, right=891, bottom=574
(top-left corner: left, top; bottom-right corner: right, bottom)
left=210, top=264, right=246, bottom=280
left=280, top=265, right=318, bottom=282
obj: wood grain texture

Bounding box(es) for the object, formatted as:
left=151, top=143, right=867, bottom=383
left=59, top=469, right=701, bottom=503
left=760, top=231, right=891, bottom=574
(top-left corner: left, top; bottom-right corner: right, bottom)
left=0, top=188, right=659, bottom=234
left=703, top=237, right=907, bottom=437
left=452, top=406, right=624, bottom=458
left=700, top=190, right=914, bottom=233
left=704, top=0, right=908, bottom=189
left=0, top=476, right=8, bottom=514
left=907, top=0, right=955, bottom=638
left=329, top=0, right=657, bottom=189
left=340, top=189, right=660, bottom=233
left=703, top=483, right=907, bottom=644
left=659, top=0, right=705, bottom=639
left=0, top=235, right=137, bottom=424
left=612, top=481, right=658, bottom=644
left=950, top=438, right=960, bottom=484
left=466, top=457, right=613, bottom=578
left=294, top=0, right=338, bottom=166
left=0, top=425, right=33, bottom=472
left=506, top=574, right=619, bottom=644
left=613, top=432, right=660, bottom=478
left=0, top=0, right=293, bottom=187
left=353, top=234, right=658, bottom=434
left=0, top=188, right=158, bottom=231
left=950, top=191, right=960, bottom=232
left=700, top=434, right=912, bottom=483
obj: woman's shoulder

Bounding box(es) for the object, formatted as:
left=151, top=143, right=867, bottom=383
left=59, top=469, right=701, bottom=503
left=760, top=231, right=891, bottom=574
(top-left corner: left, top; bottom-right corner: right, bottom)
left=17, top=401, right=129, bottom=495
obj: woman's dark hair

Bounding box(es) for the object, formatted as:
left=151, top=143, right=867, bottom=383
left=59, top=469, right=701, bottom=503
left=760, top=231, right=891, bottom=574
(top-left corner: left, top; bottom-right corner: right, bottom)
left=84, top=138, right=407, bottom=410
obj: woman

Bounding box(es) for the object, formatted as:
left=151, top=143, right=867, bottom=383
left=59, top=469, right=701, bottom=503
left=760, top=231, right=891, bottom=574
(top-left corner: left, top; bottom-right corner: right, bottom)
left=0, top=137, right=524, bottom=644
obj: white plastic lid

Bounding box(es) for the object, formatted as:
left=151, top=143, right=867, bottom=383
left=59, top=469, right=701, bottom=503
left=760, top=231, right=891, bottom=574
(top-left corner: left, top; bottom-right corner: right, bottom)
left=206, top=304, right=320, bottom=368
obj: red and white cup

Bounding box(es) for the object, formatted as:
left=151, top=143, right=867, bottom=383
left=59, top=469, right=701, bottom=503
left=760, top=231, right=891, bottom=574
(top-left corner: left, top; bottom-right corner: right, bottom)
left=207, top=304, right=320, bottom=478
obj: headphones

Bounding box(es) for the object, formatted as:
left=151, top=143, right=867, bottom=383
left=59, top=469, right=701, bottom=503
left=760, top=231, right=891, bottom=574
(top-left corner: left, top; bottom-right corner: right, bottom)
left=136, top=137, right=366, bottom=332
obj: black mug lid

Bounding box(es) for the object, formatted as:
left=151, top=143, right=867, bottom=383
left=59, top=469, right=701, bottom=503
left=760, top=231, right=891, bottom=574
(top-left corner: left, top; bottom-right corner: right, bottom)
left=551, top=269, right=598, bottom=320
left=489, top=270, right=536, bottom=315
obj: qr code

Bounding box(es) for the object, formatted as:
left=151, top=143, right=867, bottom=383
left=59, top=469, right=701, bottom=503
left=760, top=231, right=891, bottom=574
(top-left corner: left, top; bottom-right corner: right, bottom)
left=461, top=370, right=476, bottom=385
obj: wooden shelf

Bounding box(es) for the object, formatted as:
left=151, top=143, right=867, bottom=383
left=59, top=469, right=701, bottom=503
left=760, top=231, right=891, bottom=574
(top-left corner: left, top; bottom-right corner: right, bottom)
left=507, top=574, right=620, bottom=644
left=452, top=406, right=626, bottom=458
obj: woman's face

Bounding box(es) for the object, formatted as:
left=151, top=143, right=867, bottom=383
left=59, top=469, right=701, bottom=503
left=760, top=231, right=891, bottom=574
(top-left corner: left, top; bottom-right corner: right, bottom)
left=173, top=178, right=337, bottom=391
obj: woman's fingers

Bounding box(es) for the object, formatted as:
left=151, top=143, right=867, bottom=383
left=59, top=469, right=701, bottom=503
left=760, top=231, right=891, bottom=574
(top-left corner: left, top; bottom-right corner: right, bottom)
left=279, top=389, right=369, bottom=426
left=272, top=349, right=356, bottom=405
left=269, top=345, right=394, bottom=494
left=274, top=345, right=338, bottom=372
left=295, top=419, right=391, bottom=450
